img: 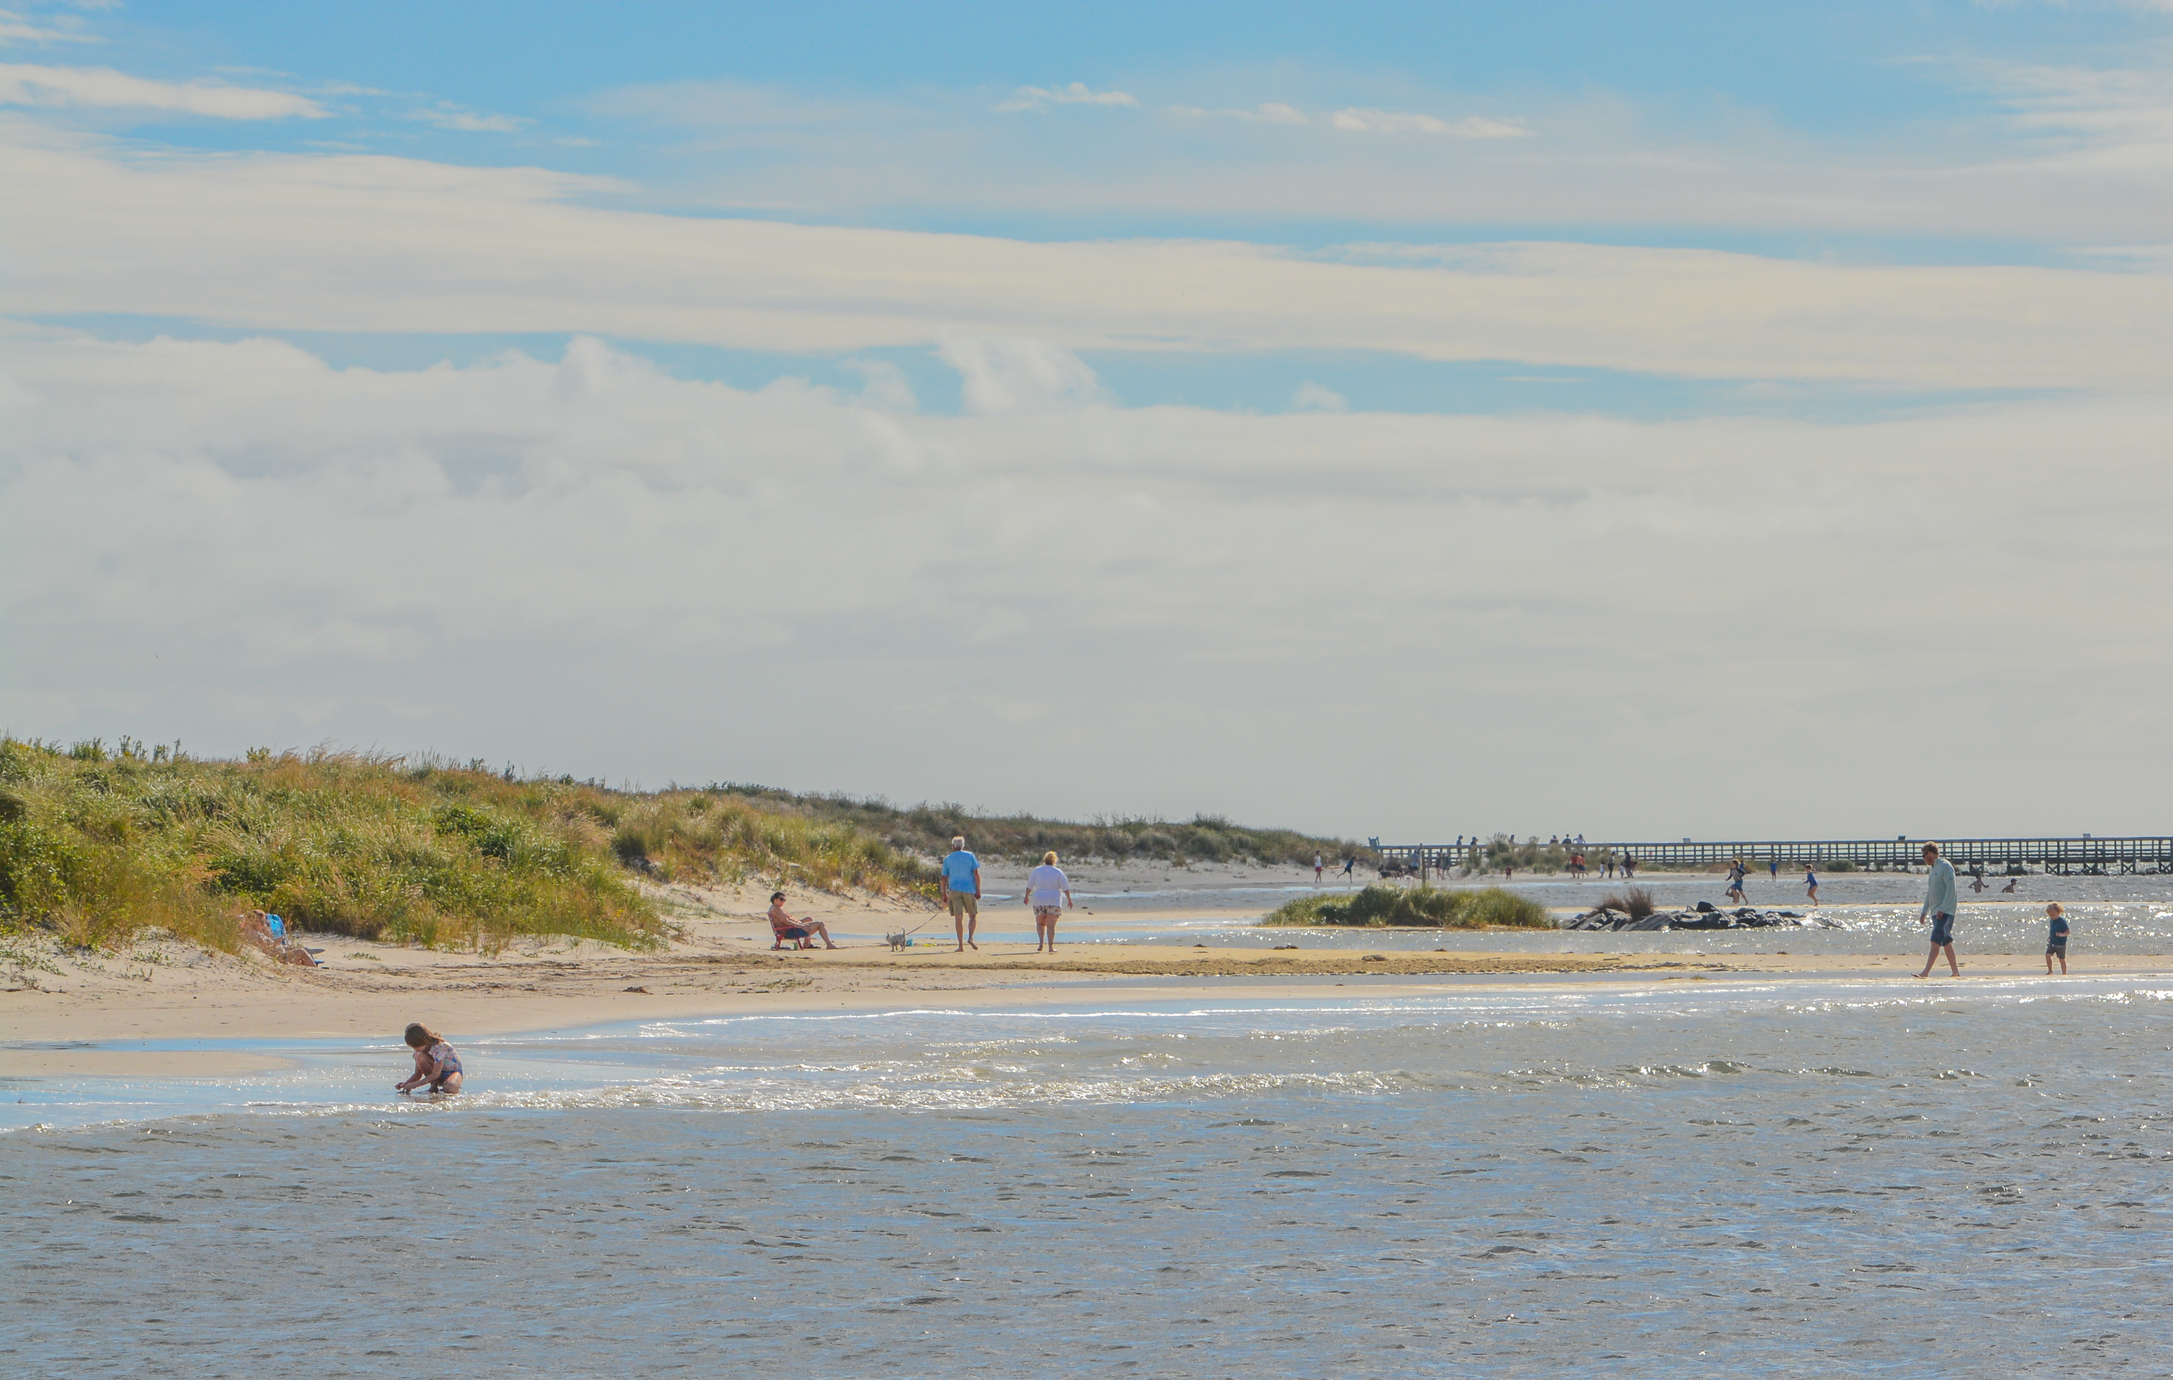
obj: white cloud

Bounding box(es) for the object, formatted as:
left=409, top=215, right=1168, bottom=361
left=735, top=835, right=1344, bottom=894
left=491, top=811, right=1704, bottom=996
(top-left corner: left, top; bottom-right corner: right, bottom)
left=1330, top=107, right=1529, bottom=138
left=845, top=358, right=918, bottom=411
left=1288, top=381, right=1346, bottom=411
left=995, top=81, right=1138, bottom=113
left=412, top=104, right=527, bottom=133
left=0, top=8, right=98, bottom=44
left=1170, top=102, right=1309, bottom=125
left=581, top=69, right=2173, bottom=242
left=936, top=334, right=1107, bottom=413
left=4, top=327, right=2169, bottom=834
left=0, top=62, right=325, bottom=118
left=8, top=139, right=2173, bottom=390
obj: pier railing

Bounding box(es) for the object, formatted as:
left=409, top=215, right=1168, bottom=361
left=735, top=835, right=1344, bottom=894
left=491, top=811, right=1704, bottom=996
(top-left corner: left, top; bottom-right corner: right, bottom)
left=1373, top=837, right=2173, bottom=877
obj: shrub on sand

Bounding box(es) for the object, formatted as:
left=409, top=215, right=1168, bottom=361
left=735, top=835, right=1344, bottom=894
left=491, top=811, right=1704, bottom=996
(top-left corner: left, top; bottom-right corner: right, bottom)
left=1596, top=886, right=1656, bottom=921
left=1263, top=884, right=1551, bottom=929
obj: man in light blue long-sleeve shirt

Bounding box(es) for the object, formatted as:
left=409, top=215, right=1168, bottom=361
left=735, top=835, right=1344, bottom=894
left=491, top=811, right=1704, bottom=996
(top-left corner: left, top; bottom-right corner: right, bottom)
left=1914, top=841, right=1961, bottom=979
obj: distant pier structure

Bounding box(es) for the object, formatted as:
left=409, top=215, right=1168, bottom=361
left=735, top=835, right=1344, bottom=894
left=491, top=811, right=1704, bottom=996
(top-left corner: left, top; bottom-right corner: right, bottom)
left=1373, top=837, right=2173, bottom=877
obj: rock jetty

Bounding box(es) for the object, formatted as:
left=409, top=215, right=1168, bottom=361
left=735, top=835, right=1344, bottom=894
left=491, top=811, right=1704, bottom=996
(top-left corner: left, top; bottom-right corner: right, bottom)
left=1561, top=900, right=1846, bottom=932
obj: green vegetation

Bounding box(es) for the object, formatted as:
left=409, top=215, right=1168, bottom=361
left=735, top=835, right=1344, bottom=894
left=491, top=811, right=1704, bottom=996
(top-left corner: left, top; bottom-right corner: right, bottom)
left=1596, top=886, right=1658, bottom=921
left=0, top=737, right=1367, bottom=954
left=709, top=784, right=1368, bottom=866
left=0, top=738, right=936, bottom=953
left=1465, top=834, right=1587, bottom=875
left=1263, top=884, right=1553, bottom=929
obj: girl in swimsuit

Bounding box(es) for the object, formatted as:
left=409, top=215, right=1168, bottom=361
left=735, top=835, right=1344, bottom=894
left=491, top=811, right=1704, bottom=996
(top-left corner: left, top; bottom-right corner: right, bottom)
left=396, top=1022, right=464, bottom=1094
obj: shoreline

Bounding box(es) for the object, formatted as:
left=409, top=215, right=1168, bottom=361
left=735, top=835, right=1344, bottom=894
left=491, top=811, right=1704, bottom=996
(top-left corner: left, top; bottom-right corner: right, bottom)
left=7, top=875, right=2165, bottom=1076
left=7, top=937, right=2168, bottom=1078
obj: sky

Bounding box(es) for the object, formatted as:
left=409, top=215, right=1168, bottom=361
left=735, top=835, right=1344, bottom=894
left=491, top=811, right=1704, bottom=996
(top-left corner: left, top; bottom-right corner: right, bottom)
left=4, top=1, right=2172, bottom=842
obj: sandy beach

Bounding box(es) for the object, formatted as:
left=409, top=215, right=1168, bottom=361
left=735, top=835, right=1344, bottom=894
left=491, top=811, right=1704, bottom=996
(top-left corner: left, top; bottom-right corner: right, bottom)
left=8, top=868, right=2167, bottom=1075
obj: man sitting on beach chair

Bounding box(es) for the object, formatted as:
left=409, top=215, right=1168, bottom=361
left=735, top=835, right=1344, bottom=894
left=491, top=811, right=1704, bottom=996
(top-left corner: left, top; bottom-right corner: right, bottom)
left=768, top=891, right=838, bottom=950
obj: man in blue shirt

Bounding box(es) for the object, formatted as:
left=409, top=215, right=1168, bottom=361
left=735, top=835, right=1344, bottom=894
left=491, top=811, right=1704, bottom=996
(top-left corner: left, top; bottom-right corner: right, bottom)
left=1913, top=841, right=1961, bottom=979
left=940, top=835, right=982, bottom=952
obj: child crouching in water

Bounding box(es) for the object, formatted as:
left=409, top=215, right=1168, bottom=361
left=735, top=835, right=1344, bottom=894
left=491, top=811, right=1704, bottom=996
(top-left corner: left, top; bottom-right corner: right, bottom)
left=395, top=1023, right=464, bottom=1094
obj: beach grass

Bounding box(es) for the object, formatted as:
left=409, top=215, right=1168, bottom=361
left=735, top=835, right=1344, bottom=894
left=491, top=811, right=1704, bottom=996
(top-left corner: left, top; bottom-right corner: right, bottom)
left=708, top=786, right=1367, bottom=866
left=1262, top=884, right=1553, bottom=929
left=0, top=738, right=935, bottom=953
left=1597, top=886, right=1658, bottom=921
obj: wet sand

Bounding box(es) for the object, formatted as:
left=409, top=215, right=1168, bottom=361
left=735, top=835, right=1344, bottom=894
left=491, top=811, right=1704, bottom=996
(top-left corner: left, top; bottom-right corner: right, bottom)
left=7, top=870, right=2168, bottom=1076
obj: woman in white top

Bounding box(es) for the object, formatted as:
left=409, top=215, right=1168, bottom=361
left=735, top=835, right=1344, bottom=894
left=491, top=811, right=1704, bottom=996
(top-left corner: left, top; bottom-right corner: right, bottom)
left=1024, top=850, right=1073, bottom=952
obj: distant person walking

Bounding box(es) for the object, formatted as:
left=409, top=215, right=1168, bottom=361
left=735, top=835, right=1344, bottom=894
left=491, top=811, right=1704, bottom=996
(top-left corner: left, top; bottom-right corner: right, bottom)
left=1725, top=858, right=1747, bottom=904
left=1314, top=853, right=1324, bottom=886
left=1603, top=852, right=1615, bottom=880
left=1768, top=857, right=1779, bottom=883
left=1621, top=853, right=1637, bottom=880
left=940, top=835, right=982, bottom=952
left=2044, top=903, right=2070, bottom=975
left=1025, top=850, right=1074, bottom=952
left=1913, top=842, right=1961, bottom=979
left=1804, top=864, right=1820, bottom=905
left=1339, top=856, right=1356, bottom=883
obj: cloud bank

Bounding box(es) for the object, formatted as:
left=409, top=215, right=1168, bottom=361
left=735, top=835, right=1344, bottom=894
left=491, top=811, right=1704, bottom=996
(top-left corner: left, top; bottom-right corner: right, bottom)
left=5, top=327, right=2166, bottom=835
left=8, top=138, right=2173, bottom=390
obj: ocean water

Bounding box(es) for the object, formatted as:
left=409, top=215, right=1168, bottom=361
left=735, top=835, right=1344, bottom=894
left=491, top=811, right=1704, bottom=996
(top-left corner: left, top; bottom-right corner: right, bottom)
left=912, top=898, right=2173, bottom=958
left=6, top=976, right=2172, bottom=1377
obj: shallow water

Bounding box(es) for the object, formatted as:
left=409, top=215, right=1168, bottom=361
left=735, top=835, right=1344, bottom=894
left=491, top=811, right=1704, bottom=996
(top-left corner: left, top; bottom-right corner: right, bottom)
left=919, top=897, right=2173, bottom=959
left=6, top=977, right=2172, bottom=1375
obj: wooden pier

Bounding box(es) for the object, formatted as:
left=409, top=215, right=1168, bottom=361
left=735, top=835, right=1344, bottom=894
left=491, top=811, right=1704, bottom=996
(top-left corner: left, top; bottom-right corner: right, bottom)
left=1374, top=837, right=2173, bottom=877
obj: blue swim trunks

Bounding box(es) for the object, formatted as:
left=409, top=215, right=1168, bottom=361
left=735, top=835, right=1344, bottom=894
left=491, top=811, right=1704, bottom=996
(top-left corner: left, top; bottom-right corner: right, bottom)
left=1929, top=912, right=1955, bottom=947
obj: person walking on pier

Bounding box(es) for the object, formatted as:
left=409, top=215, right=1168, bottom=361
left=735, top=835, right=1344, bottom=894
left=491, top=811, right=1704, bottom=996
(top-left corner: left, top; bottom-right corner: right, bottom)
left=1914, top=842, right=1961, bottom=979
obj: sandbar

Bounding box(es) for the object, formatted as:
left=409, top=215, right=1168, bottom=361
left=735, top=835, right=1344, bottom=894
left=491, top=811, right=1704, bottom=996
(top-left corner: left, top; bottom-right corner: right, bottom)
left=6, top=877, right=2168, bottom=1077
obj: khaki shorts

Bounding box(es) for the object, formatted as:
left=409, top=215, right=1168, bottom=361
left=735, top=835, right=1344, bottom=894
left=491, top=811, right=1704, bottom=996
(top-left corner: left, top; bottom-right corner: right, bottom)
left=1034, top=905, right=1062, bottom=920
left=947, top=892, right=978, bottom=919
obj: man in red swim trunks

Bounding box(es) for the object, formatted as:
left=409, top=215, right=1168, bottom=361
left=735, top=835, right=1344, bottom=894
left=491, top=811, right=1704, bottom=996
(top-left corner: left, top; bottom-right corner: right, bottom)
left=768, top=891, right=838, bottom=949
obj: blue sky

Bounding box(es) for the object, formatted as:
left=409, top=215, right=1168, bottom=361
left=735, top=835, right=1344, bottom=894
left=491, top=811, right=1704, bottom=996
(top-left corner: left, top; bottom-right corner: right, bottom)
left=4, top=1, right=2173, bottom=836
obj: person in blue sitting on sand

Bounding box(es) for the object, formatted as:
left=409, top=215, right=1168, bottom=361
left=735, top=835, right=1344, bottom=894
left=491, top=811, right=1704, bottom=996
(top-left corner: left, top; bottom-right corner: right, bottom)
left=1913, top=842, right=1961, bottom=979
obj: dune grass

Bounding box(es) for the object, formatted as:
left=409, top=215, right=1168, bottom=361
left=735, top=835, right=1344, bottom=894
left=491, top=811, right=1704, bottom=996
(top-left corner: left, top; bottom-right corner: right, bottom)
left=1263, top=884, right=1553, bottom=929
left=1596, top=886, right=1657, bottom=921
left=710, top=785, right=1367, bottom=867
left=0, top=738, right=937, bottom=953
